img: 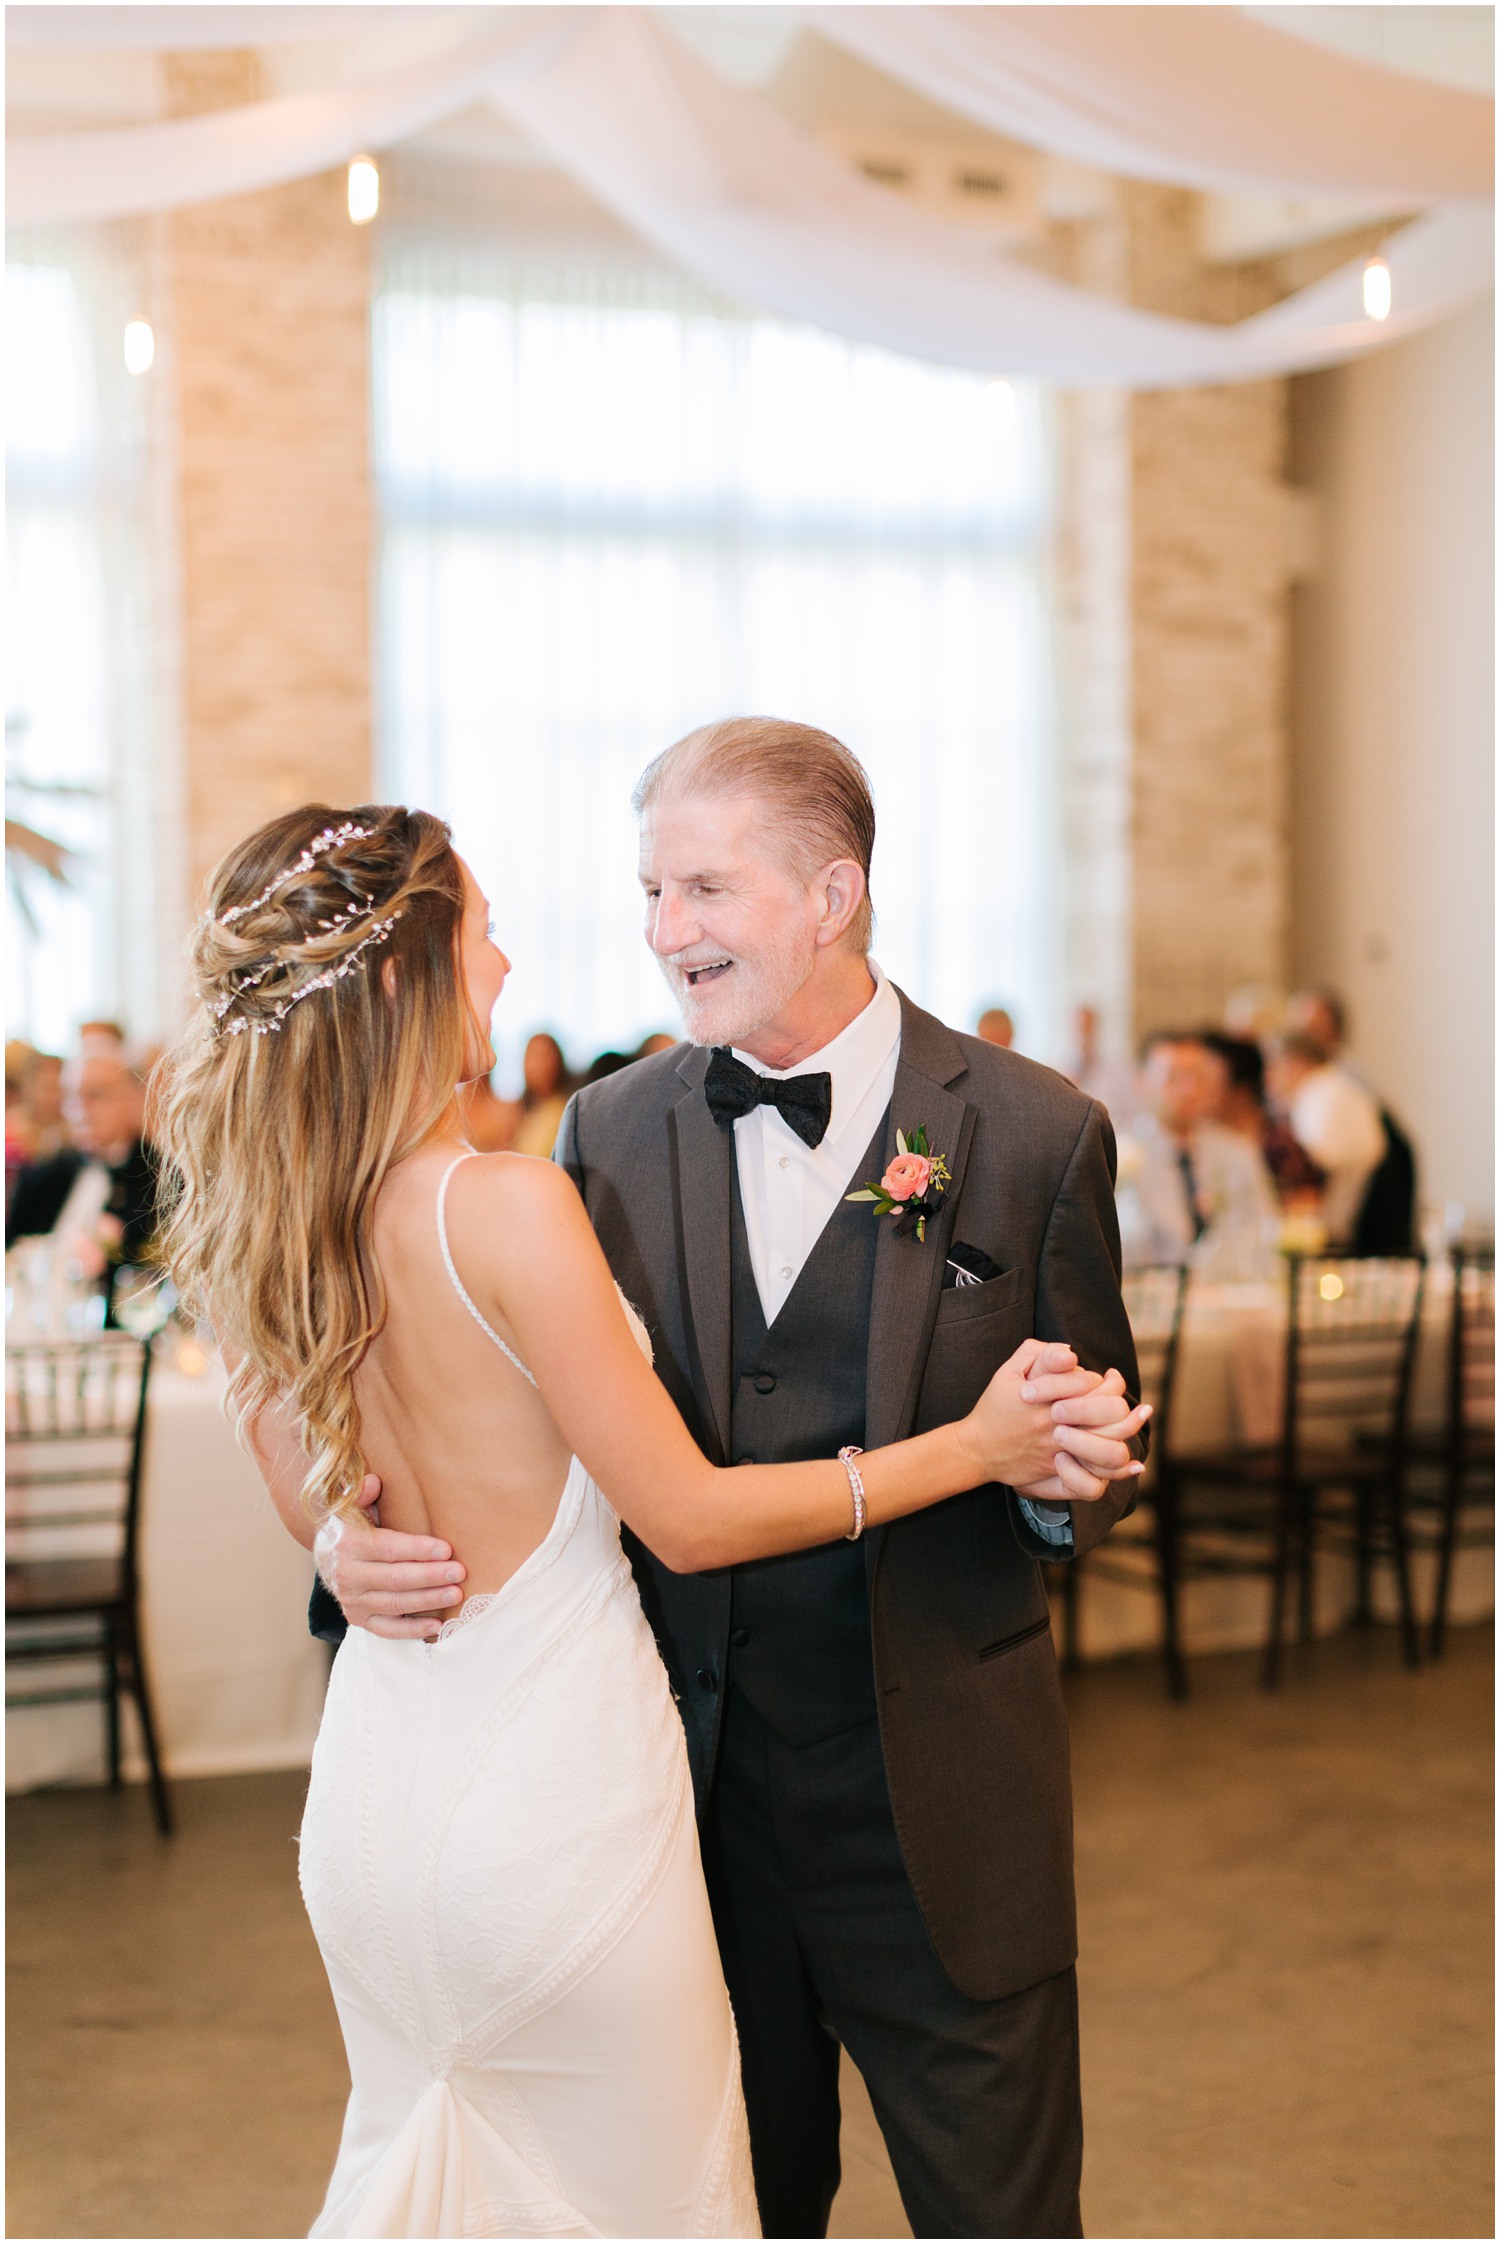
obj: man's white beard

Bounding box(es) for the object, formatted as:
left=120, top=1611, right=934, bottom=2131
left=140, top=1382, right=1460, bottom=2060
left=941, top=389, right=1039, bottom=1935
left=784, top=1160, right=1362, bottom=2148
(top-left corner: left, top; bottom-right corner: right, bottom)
left=660, top=922, right=816, bottom=1050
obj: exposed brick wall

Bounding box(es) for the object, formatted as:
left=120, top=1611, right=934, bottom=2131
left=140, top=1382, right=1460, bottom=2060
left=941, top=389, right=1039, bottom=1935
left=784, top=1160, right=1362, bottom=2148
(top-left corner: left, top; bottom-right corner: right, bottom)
left=1129, top=377, right=1296, bottom=1036
left=162, top=52, right=373, bottom=912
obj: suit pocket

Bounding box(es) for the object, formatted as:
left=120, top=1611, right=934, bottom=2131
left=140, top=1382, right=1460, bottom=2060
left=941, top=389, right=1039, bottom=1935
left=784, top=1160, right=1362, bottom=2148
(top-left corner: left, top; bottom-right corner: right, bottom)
left=978, top=1612, right=1052, bottom=1662
left=934, top=1264, right=1026, bottom=1325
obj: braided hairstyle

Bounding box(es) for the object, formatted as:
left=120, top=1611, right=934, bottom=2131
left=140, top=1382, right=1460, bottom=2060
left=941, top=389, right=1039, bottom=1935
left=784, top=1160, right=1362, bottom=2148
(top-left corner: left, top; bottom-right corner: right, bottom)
left=157, top=803, right=470, bottom=1519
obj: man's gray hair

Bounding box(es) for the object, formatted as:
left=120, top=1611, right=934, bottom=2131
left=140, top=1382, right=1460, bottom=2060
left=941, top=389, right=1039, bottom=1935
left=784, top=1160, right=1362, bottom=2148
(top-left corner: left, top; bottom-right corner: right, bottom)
left=632, top=716, right=876, bottom=952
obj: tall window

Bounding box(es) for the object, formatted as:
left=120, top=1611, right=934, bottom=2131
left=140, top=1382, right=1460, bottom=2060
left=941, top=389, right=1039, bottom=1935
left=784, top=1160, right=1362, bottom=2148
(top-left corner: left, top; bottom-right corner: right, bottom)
left=6, top=235, right=156, bottom=1053
left=376, top=183, right=1055, bottom=1078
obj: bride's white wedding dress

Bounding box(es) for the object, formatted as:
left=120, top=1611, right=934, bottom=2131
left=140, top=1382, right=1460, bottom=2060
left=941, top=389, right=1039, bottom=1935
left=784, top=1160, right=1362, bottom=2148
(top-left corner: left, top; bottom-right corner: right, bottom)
left=299, top=1157, right=758, bottom=2238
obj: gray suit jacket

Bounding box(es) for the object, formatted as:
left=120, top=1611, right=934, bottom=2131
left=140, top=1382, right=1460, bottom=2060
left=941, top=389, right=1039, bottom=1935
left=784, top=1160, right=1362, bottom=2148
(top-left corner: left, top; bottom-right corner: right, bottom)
left=554, top=986, right=1140, bottom=2002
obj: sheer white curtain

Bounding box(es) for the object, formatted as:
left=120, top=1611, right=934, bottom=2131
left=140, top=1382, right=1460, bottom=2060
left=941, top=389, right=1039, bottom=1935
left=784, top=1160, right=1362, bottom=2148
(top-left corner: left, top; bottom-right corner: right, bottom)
left=6, top=232, right=156, bottom=1053
left=376, top=173, right=1057, bottom=1080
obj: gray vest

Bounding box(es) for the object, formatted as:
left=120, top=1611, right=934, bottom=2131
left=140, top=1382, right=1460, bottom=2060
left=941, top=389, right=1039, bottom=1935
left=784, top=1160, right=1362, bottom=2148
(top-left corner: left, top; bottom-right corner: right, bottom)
left=724, top=1116, right=888, bottom=1748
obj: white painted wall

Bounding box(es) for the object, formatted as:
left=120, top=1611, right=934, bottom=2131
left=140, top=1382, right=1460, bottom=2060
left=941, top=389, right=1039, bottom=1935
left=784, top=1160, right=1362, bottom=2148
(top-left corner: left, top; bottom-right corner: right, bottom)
left=1289, top=296, right=1495, bottom=1214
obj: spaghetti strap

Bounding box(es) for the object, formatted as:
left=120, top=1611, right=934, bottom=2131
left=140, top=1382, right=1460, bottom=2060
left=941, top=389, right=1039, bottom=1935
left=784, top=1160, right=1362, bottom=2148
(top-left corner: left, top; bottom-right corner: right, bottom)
left=436, top=1154, right=538, bottom=1387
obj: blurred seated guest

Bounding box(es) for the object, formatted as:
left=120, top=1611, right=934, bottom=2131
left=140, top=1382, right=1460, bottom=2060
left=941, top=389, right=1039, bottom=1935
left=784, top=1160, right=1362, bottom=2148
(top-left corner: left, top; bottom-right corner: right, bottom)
left=458, top=1070, right=521, bottom=1153
left=77, top=1018, right=127, bottom=1058
left=976, top=1005, right=1014, bottom=1050
left=635, top=1030, right=677, bottom=1059
left=1283, top=988, right=1415, bottom=1252
left=5, top=1043, right=36, bottom=1213
left=1266, top=1032, right=1388, bottom=1249
left=1061, top=1001, right=1135, bottom=1119
left=584, top=1048, right=631, bottom=1087
left=22, top=1047, right=69, bottom=1161
left=1200, top=1031, right=1326, bottom=1201
left=510, top=1031, right=573, bottom=1157
left=7, top=1051, right=161, bottom=1278
left=1117, top=1031, right=1278, bottom=1273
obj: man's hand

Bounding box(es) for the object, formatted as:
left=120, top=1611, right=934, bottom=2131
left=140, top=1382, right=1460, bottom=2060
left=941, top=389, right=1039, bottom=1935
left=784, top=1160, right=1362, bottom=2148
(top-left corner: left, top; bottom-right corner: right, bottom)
left=1013, top=1364, right=1149, bottom=1506
left=314, top=1475, right=468, bottom=1641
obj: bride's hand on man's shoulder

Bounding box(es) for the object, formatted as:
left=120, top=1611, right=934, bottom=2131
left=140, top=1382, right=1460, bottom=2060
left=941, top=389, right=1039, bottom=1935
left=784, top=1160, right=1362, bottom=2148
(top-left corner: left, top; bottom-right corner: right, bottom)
left=315, top=1474, right=469, bottom=1641
left=964, top=1340, right=1150, bottom=1505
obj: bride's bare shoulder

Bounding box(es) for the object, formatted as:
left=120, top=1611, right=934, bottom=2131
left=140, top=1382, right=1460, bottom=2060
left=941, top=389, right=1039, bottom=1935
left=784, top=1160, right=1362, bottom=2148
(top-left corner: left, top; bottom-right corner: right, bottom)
left=442, top=1150, right=589, bottom=1245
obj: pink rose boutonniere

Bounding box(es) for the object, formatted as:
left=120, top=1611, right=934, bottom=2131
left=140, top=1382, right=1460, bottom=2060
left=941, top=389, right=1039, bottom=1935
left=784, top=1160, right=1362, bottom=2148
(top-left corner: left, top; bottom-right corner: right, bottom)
left=845, top=1124, right=953, bottom=1243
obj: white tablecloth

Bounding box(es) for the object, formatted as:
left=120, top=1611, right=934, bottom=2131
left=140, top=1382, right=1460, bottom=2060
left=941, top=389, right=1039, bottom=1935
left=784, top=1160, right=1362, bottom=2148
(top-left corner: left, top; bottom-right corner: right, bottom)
left=1070, top=1269, right=1493, bottom=1661
left=6, top=1355, right=329, bottom=1792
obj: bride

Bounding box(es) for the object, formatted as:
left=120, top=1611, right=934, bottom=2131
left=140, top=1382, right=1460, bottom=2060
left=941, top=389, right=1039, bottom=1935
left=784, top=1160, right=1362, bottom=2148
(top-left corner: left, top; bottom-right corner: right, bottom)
left=158, top=803, right=1146, bottom=2240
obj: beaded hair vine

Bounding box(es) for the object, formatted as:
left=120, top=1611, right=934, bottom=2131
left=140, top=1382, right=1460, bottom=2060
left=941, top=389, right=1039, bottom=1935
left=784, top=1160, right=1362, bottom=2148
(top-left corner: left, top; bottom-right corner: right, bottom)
left=208, top=822, right=405, bottom=1038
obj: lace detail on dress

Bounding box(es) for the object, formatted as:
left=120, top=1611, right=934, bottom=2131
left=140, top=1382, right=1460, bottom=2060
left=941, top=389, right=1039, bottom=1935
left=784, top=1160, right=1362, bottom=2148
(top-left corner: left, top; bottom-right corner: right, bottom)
left=438, top=1590, right=499, bottom=1642
left=437, top=1154, right=537, bottom=1385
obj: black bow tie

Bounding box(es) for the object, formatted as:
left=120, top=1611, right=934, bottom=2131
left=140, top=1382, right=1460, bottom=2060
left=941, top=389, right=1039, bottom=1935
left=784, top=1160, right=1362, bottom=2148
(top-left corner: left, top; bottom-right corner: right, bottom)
left=703, top=1048, right=833, bottom=1150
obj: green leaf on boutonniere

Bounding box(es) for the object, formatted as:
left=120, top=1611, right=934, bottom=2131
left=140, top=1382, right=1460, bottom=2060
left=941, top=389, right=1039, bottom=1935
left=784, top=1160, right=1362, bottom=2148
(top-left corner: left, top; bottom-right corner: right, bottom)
left=895, top=1128, right=909, bottom=1156
left=845, top=1187, right=883, bottom=1204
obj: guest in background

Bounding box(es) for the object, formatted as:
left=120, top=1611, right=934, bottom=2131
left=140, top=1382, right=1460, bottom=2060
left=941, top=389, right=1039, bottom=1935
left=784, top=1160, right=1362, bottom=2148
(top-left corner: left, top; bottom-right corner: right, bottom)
left=583, top=1048, right=631, bottom=1086
left=1267, top=1032, right=1393, bottom=1251
left=1200, top=1030, right=1326, bottom=1203
left=1280, top=988, right=1417, bottom=1253
left=77, top=1018, right=127, bottom=1058
left=6, top=1045, right=35, bottom=1214
left=634, top=1030, right=677, bottom=1059
left=1062, top=1001, right=1135, bottom=1120
left=510, top=1031, right=573, bottom=1157
left=23, top=1049, right=69, bottom=1162
left=976, top=1005, right=1015, bottom=1049
left=8, top=1050, right=162, bottom=1289
left=1118, top=1031, right=1278, bottom=1273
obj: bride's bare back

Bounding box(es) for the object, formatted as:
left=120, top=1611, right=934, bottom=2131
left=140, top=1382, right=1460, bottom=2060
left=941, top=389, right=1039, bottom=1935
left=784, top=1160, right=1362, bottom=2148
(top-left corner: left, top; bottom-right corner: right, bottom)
left=355, top=1144, right=583, bottom=1599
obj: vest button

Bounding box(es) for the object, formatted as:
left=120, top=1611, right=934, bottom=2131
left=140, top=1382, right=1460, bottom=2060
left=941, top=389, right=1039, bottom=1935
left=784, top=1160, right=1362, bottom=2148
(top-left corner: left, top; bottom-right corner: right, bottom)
left=696, top=1667, right=719, bottom=1693
left=729, top=1627, right=750, bottom=1648
left=753, top=1372, right=776, bottom=1395
left=735, top=1454, right=756, bottom=1467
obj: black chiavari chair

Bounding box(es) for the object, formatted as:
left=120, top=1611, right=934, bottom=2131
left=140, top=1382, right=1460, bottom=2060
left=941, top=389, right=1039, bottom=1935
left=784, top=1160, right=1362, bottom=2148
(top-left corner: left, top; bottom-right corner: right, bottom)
left=1167, top=1255, right=1425, bottom=1690
left=1416, top=1243, right=1495, bottom=1657
left=5, top=1335, right=173, bottom=1834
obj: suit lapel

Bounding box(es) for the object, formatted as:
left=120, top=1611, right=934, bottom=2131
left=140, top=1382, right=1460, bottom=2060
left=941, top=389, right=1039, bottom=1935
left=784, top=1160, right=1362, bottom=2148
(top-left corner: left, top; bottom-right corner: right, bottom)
left=864, top=992, right=977, bottom=1454
left=667, top=1051, right=734, bottom=1466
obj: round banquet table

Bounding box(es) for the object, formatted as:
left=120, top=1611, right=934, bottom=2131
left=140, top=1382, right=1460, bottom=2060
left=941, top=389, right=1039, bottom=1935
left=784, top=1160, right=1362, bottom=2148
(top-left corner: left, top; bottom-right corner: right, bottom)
left=1069, top=1264, right=1494, bottom=1662
left=6, top=1352, right=329, bottom=1794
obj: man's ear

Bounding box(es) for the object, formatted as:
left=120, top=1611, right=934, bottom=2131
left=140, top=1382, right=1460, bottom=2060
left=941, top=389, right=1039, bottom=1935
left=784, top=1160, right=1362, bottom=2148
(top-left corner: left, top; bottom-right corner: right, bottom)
left=814, top=860, right=866, bottom=948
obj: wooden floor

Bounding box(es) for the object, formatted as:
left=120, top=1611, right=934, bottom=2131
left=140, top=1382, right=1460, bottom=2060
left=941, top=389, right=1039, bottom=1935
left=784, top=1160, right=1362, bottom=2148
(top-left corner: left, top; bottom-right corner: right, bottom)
left=8, top=1625, right=1493, bottom=2240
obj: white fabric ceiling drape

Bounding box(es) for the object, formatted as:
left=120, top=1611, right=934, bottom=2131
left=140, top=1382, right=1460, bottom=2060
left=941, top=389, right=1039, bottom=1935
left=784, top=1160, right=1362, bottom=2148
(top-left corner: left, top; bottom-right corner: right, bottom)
left=804, top=6, right=1492, bottom=201
left=7, top=5, right=1493, bottom=389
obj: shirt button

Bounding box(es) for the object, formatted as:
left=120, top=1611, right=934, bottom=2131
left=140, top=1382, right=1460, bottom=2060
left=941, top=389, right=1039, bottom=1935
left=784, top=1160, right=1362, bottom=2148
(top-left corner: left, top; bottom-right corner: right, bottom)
left=696, top=1667, right=719, bottom=1693
left=735, top=1455, right=756, bottom=1467
left=754, top=1373, right=776, bottom=1395
left=778, top=1156, right=790, bottom=1170
left=780, top=1266, right=792, bottom=1280
left=729, top=1627, right=750, bottom=1649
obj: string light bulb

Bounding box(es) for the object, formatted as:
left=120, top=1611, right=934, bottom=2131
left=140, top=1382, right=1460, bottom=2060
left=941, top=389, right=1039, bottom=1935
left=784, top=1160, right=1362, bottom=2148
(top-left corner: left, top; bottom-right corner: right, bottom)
left=347, top=155, right=379, bottom=225
left=123, top=318, right=155, bottom=374
left=1362, top=257, right=1391, bottom=322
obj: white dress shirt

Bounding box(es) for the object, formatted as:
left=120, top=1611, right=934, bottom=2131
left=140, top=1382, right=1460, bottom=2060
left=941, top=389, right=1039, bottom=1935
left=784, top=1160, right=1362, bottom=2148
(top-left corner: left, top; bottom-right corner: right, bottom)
left=731, top=964, right=900, bottom=1327
left=729, top=963, right=1071, bottom=1548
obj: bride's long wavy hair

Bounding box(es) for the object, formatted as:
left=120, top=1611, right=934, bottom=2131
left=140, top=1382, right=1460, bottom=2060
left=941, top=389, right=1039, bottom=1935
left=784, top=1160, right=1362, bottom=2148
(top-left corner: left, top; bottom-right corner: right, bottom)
left=158, top=803, right=472, bottom=1519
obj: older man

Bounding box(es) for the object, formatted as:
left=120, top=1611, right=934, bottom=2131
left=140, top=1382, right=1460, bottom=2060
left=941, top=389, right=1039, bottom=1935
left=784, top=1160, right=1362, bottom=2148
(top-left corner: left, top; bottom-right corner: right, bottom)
left=6, top=1048, right=160, bottom=1269
left=320, top=719, right=1145, bottom=2238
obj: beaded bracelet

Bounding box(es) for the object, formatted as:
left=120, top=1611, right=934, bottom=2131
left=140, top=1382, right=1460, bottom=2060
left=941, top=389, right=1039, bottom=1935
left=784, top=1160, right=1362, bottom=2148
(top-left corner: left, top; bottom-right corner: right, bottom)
left=837, top=1444, right=867, bottom=1542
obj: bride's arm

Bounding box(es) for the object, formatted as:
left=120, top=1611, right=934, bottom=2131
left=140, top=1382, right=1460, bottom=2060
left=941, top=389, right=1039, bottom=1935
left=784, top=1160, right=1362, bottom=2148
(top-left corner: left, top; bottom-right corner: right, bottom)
left=453, top=1156, right=1146, bottom=1574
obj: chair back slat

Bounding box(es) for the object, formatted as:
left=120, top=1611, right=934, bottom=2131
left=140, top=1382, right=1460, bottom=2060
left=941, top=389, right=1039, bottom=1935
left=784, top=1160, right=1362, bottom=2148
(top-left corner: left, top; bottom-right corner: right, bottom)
left=1451, top=1247, right=1496, bottom=1440
left=5, top=1339, right=153, bottom=1575
left=1284, top=1257, right=1424, bottom=1460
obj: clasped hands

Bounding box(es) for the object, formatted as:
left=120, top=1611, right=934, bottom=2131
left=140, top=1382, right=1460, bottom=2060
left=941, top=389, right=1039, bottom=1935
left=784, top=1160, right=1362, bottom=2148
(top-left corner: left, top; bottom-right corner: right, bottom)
left=317, top=1341, right=1147, bottom=1642
left=971, top=1338, right=1149, bottom=1507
